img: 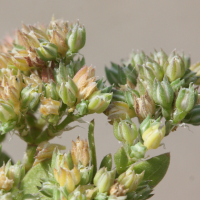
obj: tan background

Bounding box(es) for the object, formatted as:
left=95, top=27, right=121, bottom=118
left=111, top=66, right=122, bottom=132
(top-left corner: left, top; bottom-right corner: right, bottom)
left=0, top=0, right=200, bottom=199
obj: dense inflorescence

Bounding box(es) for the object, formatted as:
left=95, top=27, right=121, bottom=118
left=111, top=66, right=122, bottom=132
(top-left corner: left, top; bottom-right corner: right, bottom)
left=0, top=18, right=200, bottom=200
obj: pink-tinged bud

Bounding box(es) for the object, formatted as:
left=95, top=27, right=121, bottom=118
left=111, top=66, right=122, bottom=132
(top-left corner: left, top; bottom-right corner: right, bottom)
left=104, top=101, right=136, bottom=122
left=109, top=182, right=128, bottom=196
left=133, top=91, right=155, bottom=121
left=73, top=66, right=97, bottom=103
left=71, top=137, right=90, bottom=167
left=39, top=97, right=61, bottom=116
left=33, top=142, right=66, bottom=166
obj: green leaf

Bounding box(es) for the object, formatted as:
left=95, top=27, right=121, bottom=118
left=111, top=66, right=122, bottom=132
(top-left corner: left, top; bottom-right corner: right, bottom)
left=88, top=120, right=97, bottom=180
left=100, top=153, right=112, bottom=171
left=20, top=160, right=51, bottom=196
left=133, top=153, right=170, bottom=188
left=114, top=146, right=129, bottom=174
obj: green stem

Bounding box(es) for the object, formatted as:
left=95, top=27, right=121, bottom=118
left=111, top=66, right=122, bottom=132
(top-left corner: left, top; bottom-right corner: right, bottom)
left=23, top=144, right=37, bottom=172
left=35, top=113, right=82, bottom=144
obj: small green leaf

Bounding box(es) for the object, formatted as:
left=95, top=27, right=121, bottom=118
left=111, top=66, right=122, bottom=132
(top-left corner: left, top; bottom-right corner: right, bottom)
left=20, top=160, right=51, bottom=195
left=133, top=153, right=170, bottom=188
left=100, top=153, right=112, bottom=171
left=114, top=146, right=128, bottom=174
left=88, top=120, right=97, bottom=180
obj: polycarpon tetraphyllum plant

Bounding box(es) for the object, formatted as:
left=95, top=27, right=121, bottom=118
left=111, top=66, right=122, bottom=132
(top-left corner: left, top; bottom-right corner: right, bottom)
left=0, top=17, right=199, bottom=200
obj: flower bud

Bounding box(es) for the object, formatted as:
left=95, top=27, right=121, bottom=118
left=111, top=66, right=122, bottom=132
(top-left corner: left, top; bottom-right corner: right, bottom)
left=164, top=55, right=185, bottom=82
left=73, top=66, right=97, bottom=103
left=0, top=164, right=13, bottom=191
left=88, top=91, right=112, bottom=114
left=68, top=190, right=87, bottom=200
left=45, top=82, right=59, bottom=101
left=59, top=77, right=78, bottom=107
left=39, top=97, right=61, bottom=116
left=145, top=57, right=164, bottom=81
left=131, top=51, right=146, bottom=66
left=109, top=182, right=128, bottom=197
left=6, top=160, right=25, bottom=186
left=0, top=100, right=16, bottom=123
left=76, top=100, right=88, bottom=116
left=117, top=165, right=144, bottom=192
left=0, top=192, right=12, bottom=200
left=130, top=142, right=147, bottom=159
left=71, top=137, right=90, bottom=167
left=133, top=91, right=155, bottom=121
left=54, top=166, right=81, bottom=193
left=21, top=85, right=41, bottom=111
left=136, top=64, right=155, bottom=83
left=153, top=77, right=174, bottom=109
left=190, top=62, right=200, bottom=85
left=79, top=165, right=94, bottom=185
left=54, top=61, right=70, bottom=85
left=113, top=116, right=137, bottom=145
left=136, top=78, right=153, bottom=98
left=94, top=168, right=116, bottom=193
left=142, top=123, right=165, bottom=150
left=170, top=78, right=185, bottom=91
left=104, top=101, right=136, bottom=122
left=173, top=83, right=195, bottom=123
left=36, top=42, right=58, bottom=61
left=151, top=49, right=168, bottom=67
left=33, top=142, right=66, bottom=166
left=66, top=22, right=86, bottom=53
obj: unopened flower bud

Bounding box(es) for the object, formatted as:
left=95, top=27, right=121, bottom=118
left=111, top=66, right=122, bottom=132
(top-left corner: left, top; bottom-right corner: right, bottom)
left=136, top=78, right=153, bottom=98
left=45, top=82, right=59, bottom=101
left=113, top=116, right=137, bottom=145
left=173, top=83, right=195, bottom=123
left=71, top=137, right=90, bottom=167
left=130, top=142, right=147, bottom=159
left=73, top=66, right=97, bottom=103
left=54, top=61, right=69, bottom=85
left=145, top=57, right=164, bottom=81
left=59, top=77, right=78, bottom=107
left=79, top=165, right=94, bottom=185
left=109, top=182, right=128, bottom=197
left=118, top=165, right=144, bottom=192
left=66, top=22, right=86, bottom=53
left=94, top=168, right=116, bottom=193
left=153, top=77, right=174, bottom=110
left=54, top=166, right=81, bottom=193
left=142, top=123, right=165, bottom=150
left=76, top=100, right=88, bottom=116
left=36, top=42, right=58, bottom=61
left=6, top=161, right=25, bottom=186
left=0, top=164, right=13, bottom=191
left=21, top=85, right=41, bottom=111
left=104, top=101, right=136, bottom=122
left=33, top=142, right=66, bottom=166
left=150, top=49, right=168, bottom=67
left=131, top=51, right=146, bottom=66
left=88, top=91, right=112, bottom=114
left=190, top=62, right=200, bottom=85
left=39, top=97, right=61, bottom=116
left=136, top=65, right=155, bottom=83
left=133, top=91, right=155, bottom=121
left=0, top=100, right=16, bottom=123
left=68, top=190, right=87, bottom=200
left=164, top=55, right=185, bottom=82
left=170, top=78, right=185, bottom=91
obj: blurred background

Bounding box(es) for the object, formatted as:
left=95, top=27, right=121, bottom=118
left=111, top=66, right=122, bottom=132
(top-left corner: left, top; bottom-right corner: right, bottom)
left=0, top=0, right=200, bottom=199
